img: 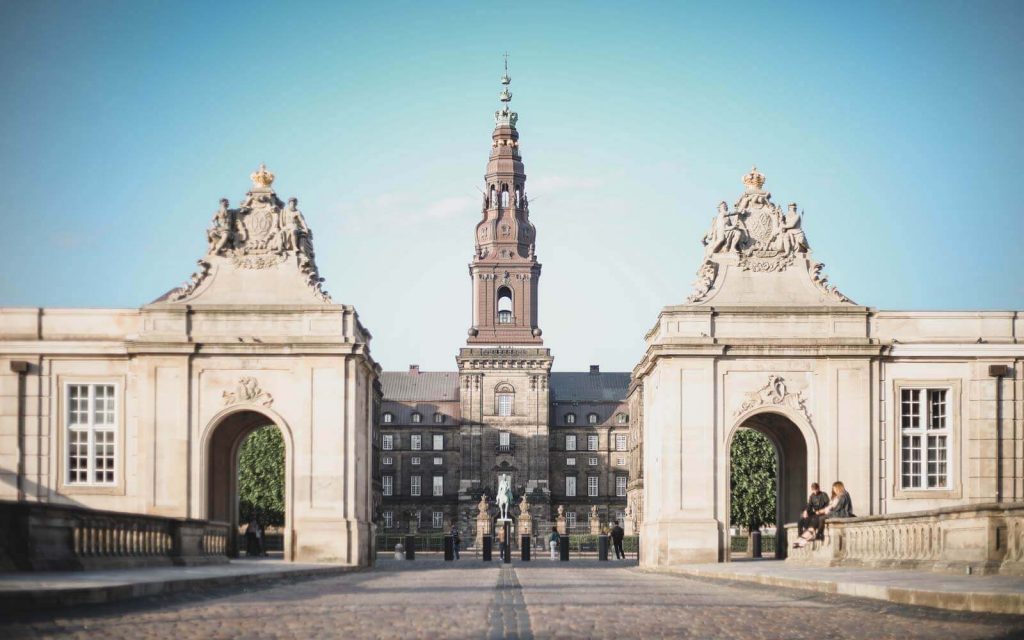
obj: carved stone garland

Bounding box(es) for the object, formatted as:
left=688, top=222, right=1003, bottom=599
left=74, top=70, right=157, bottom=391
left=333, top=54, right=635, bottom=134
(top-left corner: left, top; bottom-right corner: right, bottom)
left=734, top=374, right=811, bottom=424
left=222, top=376, right=274, bottom=407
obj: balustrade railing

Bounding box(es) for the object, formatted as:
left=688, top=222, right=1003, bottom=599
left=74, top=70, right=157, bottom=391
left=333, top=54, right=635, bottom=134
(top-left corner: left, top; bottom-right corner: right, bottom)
left=785, top=502, right=1024, bottom=576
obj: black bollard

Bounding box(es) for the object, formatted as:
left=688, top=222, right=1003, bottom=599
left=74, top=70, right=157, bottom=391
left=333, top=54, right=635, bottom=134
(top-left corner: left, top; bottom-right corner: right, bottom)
left=559, top=535, right=570, bottom=561
left=502, top=522, right=512, bottom=564
left=483, top=535, right=492, bottom=561
left=520, top=535, right=531, bottom=561
left=444, top=535, right=454, bottom=561
left=404, top=535, right=415, bottom=560
left=598, top=535, right=609, bottom=561
left=751, top=529, right=762, bottom=558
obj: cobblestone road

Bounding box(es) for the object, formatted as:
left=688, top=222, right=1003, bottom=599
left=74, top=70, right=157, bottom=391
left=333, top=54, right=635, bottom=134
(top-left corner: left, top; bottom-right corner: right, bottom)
left=3, top=559, right=1023, bottom=639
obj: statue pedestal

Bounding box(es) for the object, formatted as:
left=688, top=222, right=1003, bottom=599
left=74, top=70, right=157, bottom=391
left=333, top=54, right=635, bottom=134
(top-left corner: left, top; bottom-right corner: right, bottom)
left=590, top=517, right=602, bottom=535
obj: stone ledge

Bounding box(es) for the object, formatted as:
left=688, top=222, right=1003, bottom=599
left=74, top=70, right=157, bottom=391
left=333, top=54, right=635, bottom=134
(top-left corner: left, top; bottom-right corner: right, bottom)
left=0, top=561, right=359, bottom=613
left=648, top=563, right=1024, bottom=615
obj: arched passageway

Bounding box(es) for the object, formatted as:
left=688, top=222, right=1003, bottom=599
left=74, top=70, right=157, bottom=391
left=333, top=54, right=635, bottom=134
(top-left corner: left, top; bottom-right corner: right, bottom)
left=206, top=409, right=291, bottom=559
left=727, top=412, right=808, bottom=560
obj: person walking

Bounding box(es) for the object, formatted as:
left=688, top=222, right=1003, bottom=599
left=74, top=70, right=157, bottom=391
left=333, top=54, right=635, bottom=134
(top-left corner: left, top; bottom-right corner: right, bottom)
left=451, top=525, right=461, bottom=560
left=610, top=520, right=625, bottom=560
left=549, top=526, right=560, bottom=560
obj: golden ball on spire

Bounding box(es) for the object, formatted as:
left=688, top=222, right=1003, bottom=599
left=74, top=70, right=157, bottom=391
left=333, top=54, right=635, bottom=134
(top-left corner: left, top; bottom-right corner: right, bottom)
left=250, top=163, right=275, bottom=188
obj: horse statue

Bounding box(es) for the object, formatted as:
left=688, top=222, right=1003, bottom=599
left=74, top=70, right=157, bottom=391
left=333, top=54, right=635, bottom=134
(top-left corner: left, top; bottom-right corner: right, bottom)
left=496, top=476, right=513, bottom=521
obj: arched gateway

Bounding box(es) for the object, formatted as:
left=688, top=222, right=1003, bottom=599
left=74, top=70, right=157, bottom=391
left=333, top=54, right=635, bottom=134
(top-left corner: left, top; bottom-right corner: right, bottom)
left=0, top=165, right=380, bottom=566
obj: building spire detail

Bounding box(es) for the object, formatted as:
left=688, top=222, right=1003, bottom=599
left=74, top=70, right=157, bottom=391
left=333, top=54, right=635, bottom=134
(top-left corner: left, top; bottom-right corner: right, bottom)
left=496, top=52, right=517, bottom=127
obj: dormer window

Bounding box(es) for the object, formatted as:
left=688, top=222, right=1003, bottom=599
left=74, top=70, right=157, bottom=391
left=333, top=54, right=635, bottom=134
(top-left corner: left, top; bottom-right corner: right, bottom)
left=617, top=413, right=628, bottom=424
left=411, top=412, right=422, bottom=424
left=565, top=413, right=576, bottom=425
left=382, top=412, right=393, bottom=424
left=588, top=413, right=599, bottom=425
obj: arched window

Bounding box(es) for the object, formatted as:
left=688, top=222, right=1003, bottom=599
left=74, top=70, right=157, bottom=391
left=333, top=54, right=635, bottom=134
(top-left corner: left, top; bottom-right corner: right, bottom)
left=497, top=286, right=513, bottom=324
left=382, top=412, right=394, bottom=424
left=490, top=185, right=497, bottom=206
left=588, top=413, right=599, bottom=425
left=501, top=185, right=509, bottom=207
left=565, top=412, right=576, bottom=425
left=495, top=383, right=515, bottom=417
left=411, top=412, right=422, bottom=423
left=515, top=187, right=522, bottom=207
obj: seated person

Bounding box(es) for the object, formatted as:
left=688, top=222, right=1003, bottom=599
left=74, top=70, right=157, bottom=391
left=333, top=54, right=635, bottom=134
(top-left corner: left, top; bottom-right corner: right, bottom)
left=797, top=482, right=830, bottom=539
left=793, top=481, right=855, bottom=548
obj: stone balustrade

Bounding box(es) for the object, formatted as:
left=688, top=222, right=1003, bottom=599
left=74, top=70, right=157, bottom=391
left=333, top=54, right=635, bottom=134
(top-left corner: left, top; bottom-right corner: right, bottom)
left=0, top=500, right=230, bottom=571
left=785, top=502, right=1024, bottom=576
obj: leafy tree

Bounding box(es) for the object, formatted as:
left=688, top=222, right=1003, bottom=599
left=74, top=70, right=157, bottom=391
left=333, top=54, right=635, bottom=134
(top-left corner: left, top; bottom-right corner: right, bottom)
left=238, top=425, right=285, bottom=527
left=730, top=429, right=776, bottom=530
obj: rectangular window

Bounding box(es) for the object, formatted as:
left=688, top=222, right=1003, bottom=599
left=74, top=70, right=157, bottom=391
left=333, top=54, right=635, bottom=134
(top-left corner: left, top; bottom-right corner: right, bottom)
left=66, top=383, right=117, bottom=485
left=616, top=476, right=627, bottom=497
left=411, top=434, right=421, bottom=450
left=588, top=435, right=599, bottom=451
left=382, top=456, right=393, bottom=466
left=567, top=512, right=577, bottom=529
left=433, top=475, right=444, bottom=496
left=615, top=434, right=627, bottom=451
left=499, top=431, right=511, bottom=446
left=383, top=511, right=394, bottom=528
left=415, top=511, right=422, bottom=527
left=616, top=456, right=626, bottom=466
left=565, top=476, right=577, bottom=497
left=411, top=456, right=421, bottom=466
left=588, top=476, right=599, bottom=497
left=382, top=475, right=393, bottom=496
left=411, top=476, right=421, bottom=496
left=566, top=457, right=576, bottom=466
left=900, top=388, right=951, bottom=489
left=433, top=434, right=444, bottom=451
left=382, top=434, right=394, bottom=450
left=565, top=435, right=577, bottom=451
left=433, top=456, right=443, bottom=465
left=589, top=457, right=598, bottom=466
left=432, top=511, right=444, bottom=529
left=497, top=393, right=513, bottom=417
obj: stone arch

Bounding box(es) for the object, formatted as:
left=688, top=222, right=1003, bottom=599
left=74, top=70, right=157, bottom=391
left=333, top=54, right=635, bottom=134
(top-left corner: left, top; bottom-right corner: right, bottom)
left=724, top=408, right=819, bottom=560
left=199, top=405, right=295, bottom=560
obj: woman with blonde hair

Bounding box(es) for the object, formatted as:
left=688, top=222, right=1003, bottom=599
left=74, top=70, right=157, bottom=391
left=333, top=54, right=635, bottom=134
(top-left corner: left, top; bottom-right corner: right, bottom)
left=793, top=481, right=855, bottom=548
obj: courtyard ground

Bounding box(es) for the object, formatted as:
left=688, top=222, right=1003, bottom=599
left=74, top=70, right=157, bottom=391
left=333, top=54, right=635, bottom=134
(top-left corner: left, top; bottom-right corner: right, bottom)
left=2, top=558, right=1023, bottom=639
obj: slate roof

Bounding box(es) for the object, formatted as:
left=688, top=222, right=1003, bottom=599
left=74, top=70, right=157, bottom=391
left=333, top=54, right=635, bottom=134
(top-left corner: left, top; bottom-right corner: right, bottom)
left=549, top=372, right=630, bottom=403
left=381, top=371, right=460, bottom=402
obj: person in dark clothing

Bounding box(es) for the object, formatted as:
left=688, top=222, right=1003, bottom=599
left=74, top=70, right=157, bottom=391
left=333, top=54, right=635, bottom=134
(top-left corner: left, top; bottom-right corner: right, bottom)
left=793, top=481, right=855, bottom=548
left=797, top=483, right=830, bottom=537
left=610, top=521, right=626, bottom=560
left=244, top=517, right=264, bottom=557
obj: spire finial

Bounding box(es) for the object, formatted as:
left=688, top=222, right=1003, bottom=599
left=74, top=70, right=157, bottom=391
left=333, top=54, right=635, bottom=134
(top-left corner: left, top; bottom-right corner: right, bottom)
left=499, top=52, right=512, bottom=103
left=250, top=163, right=275, bottom=188
left=495, top=53, right=517, bottom=126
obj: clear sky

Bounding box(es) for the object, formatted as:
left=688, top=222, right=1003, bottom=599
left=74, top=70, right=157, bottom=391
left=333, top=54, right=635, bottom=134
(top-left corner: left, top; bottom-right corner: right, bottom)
left=1, top=1, right=1021, bottom=372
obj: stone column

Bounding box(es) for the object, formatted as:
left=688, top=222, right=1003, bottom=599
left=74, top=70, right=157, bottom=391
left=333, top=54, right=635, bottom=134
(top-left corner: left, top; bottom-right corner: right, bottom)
left=475, top=496, right=492, bottom=548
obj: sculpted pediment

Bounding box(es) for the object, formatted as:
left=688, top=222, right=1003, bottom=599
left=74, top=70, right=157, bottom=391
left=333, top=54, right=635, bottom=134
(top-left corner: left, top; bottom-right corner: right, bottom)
left=685, top=168, right=853, bottom=306
left=153, top=165, right=332, bottom=306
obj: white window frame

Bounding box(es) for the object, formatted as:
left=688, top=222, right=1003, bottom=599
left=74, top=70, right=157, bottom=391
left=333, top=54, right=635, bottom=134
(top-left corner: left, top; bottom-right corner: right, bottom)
left=567, top=512, right=577, bottom=529
left=383, top=511, right=394, bottom=528
left=900, top=386, right=952, bottom=490
left=383, top=412, right=393, bottom=424
left=616, top=475, right=627, bottom=497
left=566, top=457, right=576, bottom=466
left=382, top=434, right=394, bottom=450
left=565, top=435, right=577, bottom=451
left=615, top=434, right=627, bottom=451
left=433, top=475, right=444, bottom=496
left=433, top=434, right=444, bottom=451
left=499, top=431, right=511, bottom=447
left=382, top=456, right=393, bottom=466
left=410, top=476, right=421, bottom=497
left=434, top=412, right=444, bottom=424
left=65, top=382, right=119, bottom=486
left=588, top=435, right=599, bottom=451
left=411, top=434, right=422, bottom=450
left=588, top=457, right=598, bottom=466
left=588, top=413, right=599, bottom=425
left=411, top=456, right=421, bottom=466
left=565, top=413, right=576, bottom=425
left=565, top=476, right=577, bottom=497
left=382, top=475, right=394, bottom=496
left=617, top=413, right=628, bottom=424
left=497, top=393, right=514, bottom=417
left=892, top=380, right=961, bottom=500
left=587, top=476, right=599, bottom=497
left=432, top=511, right=444, bottom=529
left=411, top=412, right=422, bottom=423
left=616, top=456, right=626, bottom=466
left=434, top=456, right=443, bottom=466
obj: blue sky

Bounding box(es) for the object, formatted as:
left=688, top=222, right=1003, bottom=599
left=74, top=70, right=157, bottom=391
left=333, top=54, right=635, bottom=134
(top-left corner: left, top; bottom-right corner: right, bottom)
left=1, top=1, right=1021, bottom=372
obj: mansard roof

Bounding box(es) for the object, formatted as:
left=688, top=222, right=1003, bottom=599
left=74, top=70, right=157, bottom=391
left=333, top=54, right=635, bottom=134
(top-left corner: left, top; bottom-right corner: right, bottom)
left=550, top=372, right=630, bottom=403
left=381, top=371, right=460, bottom=402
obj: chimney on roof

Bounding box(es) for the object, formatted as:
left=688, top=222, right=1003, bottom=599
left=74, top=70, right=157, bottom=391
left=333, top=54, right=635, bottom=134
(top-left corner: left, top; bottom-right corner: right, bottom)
left=409, top=364, right=420, bottom=375
left=589, top=365, right=600, bottom=375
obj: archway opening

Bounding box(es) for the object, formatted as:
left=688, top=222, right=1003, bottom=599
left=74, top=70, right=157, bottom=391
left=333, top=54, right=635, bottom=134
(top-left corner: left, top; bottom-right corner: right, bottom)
left=728, top=412, right=807, bottom=560
left=207, top=410, right=288, bottom=559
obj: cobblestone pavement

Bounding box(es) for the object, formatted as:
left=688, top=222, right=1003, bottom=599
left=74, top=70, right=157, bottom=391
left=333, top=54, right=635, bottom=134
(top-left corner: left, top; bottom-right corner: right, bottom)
left=3, top=558, right=1023, bottom=639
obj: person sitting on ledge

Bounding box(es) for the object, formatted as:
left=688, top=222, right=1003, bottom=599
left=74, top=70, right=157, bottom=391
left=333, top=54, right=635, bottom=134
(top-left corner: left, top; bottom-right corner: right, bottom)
left=797, top=482, right=830, bottom=539
left=793, top=481, right=854, bottom=548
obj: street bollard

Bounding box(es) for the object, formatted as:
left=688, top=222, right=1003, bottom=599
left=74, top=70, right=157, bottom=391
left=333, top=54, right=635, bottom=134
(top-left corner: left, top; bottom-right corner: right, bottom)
left=559, top=536, right=569, bottom=562
left=751, top=529, right=762, bottom=558
left=404, top=535, right=415, bottom=560
left=394, top=543, right=404, bottom=561
left=502, top=522, right=511, bottom=564
left=483, top=535, right=492, bottom=561
left=444, top=535, right=454, bottom=561
left=598, top=535, right=609, bottom=561
left=520, top=535, right=531, bottom=561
